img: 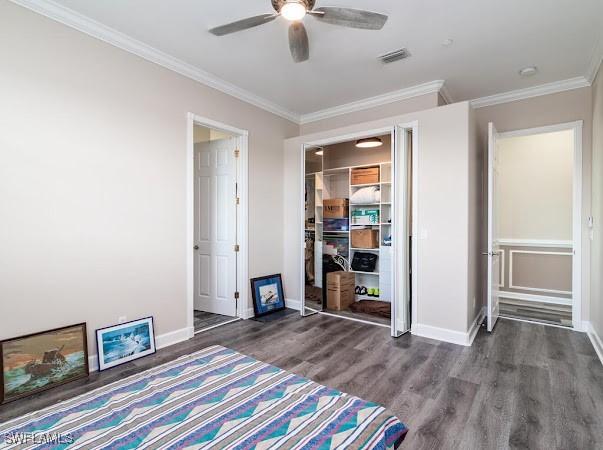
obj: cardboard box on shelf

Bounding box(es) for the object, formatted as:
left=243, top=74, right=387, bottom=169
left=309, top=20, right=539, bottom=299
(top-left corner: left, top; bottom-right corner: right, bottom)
left=351, top=229, right=379, bottom=249
left=351, top=209, right=380, bottom=225
left=351, top=167, right=380, bottom=185
left=327, top=271, right=356, bottom=311
left=323, top=198, right=349, bottom=218
left=324, top=218, right=350, bottom=231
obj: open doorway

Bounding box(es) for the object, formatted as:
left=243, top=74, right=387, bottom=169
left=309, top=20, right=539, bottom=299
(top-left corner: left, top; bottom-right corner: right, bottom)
left=302, top=125, right=416, bottom=337
left=187, top=115, right=248, bottom=334
left=486, top=122, right=582, bottom=330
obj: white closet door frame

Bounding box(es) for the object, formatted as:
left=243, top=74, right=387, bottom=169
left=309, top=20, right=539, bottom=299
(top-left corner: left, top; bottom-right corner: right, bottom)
left=186, top=113, right=249, bottom=337
left=299, top=124, right=418, bottom=335
left=496, top=120, right=583, bottom=331
left=392, top=121, right=419, bottom=336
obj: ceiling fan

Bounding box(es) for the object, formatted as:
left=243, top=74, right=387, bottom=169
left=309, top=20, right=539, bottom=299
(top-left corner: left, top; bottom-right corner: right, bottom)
left=209, top=0, right=388, bottom=63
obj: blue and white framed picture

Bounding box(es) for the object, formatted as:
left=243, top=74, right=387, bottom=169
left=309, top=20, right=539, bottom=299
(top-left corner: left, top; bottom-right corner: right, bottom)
left=95, top=317, right=156, bottom=371
left=250, top=274, right=286, bottom=317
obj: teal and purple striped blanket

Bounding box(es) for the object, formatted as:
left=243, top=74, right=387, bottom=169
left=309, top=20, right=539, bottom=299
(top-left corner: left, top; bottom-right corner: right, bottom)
left=0, top=346, right=407, bottom=449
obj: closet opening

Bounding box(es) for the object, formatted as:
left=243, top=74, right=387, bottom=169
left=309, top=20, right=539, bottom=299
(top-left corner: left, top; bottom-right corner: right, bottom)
left=186, top=115, right=249, bottom=335
left=486, top=121, right=583, bottom=330
left=302, top=126, right=415, bottom=336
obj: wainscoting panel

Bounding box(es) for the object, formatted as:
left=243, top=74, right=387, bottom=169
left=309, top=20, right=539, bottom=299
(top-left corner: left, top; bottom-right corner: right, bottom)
left=496, top=239, right=573, bottom=301
left=496, top=239, right=573, bottom=326
left=509, top=250, right=572, bottom=295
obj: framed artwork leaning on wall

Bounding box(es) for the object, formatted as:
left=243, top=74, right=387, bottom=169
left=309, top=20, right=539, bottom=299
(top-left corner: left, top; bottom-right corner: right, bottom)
left=95, top=317, right=156, bottom=371
left=0, top=323, right=89, bottom=404
left=250, top=274, right=286, bottom=318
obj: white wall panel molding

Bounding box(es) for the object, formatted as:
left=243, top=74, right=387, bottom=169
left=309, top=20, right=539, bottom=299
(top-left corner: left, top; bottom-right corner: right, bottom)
left=497, top=238, right=573, bottom=248
left=499, top=249, right=505, bottom=288
left=499, top=290, right=572, bottom=306
left=508, top=250, right=573, bottom=295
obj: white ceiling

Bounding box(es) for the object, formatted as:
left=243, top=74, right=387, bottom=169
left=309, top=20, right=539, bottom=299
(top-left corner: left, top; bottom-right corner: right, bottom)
left=37, top=0, right=603, bottom=117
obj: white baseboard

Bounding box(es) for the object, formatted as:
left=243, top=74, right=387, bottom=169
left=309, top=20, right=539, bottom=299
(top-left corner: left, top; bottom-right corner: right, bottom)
left=585, top=322, right=603, bottom=365
left=243, top=307, right=255, bottom=320
left=88, top=326, right=194, bottom=372
left=286, top=298, right=301, bottom=311
left=243, top=299, right=301, bottom=320
left=412, top=324, right=470, bottom=346
left=88, top=354, right=99, bottom=372
left=412, top=307, right=485, bottom=347
left=467, top=307, right=486, bottom=346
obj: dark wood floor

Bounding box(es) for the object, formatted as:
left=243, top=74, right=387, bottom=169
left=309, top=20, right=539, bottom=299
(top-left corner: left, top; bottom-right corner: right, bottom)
left=500, top=298, right=573, bottom=327
left=194, top=310, right=235, bottom=331
left=1, top=314, right=602, bottom=449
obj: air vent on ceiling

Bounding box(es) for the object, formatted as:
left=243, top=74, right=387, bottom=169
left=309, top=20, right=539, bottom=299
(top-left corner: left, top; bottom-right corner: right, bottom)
left=379, top=48, right=411, bottom=64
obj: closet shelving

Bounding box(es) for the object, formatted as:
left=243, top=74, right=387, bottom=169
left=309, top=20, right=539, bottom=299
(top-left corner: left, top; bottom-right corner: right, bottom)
left=323, top=161, right=393, bottom=303
left=306, top=170, right=324, bottom=288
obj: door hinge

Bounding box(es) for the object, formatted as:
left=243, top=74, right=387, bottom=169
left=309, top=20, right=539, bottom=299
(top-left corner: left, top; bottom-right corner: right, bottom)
left=236, top=197, right=240, bottom=205
left=234, top=291, right=240, bottom=299
left=234, top=244, right=240, bottom=252
left=234, top=149, right=240, bottom=158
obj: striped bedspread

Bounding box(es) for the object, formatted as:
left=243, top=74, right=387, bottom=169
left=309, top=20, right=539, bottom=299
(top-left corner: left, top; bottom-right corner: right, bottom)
left=0, top=346, right=407, bottom=449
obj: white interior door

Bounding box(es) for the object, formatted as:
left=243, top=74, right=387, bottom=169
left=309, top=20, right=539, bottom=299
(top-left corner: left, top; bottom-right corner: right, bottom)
left=487, top=123, right=501, bottom=332
left=393, top=127, right=410, bottom=336
left=194, top=138, right=238, bottom=317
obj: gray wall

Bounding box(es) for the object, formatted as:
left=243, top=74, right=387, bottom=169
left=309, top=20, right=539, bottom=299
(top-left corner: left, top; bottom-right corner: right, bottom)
left=497, top=131, right=574, bottom=240
left=0, top=2, right=299, bottom=354
left=474, top=86, right=593, bottom=323
left=285, top=102, right=479, bottom=336
left=468, top=106, right=485, bottom=326
left=592, top=66, right=603, bottom=341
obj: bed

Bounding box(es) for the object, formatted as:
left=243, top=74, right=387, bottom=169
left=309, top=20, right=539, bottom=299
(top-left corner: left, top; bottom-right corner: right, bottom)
left=0, top=346, right=407, bottom=449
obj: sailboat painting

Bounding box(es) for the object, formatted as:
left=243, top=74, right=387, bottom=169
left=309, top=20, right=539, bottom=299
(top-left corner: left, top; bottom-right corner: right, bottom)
left=96, top=317, right=156, bottom=371
left=1, top=323, right=89, bottom=404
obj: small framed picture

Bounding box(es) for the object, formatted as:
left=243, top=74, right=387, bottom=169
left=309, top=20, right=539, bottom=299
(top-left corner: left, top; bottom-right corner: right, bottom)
left=1, top=323, right=89, bottom=404
left=250, top=274, right=286, bottom=318
left=95, top=317, right=156, bottom=371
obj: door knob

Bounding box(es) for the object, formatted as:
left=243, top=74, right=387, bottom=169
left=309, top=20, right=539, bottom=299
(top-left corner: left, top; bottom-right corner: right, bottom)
left=194, top=245, right=199, bottom=250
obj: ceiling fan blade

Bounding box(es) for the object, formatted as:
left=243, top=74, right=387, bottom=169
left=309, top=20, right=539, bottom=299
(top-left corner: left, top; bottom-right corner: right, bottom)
left=209, top=14, right=277, bottom=36
left=312, top=7, right=388, bottom=30
left=289, top=22, right=309, bottom=63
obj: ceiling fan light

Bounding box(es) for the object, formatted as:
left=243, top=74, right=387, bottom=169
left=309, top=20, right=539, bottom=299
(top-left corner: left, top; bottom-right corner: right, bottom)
left=281, top=1, right=307, bottom=21
left=355, top=137, right=383, bottom=148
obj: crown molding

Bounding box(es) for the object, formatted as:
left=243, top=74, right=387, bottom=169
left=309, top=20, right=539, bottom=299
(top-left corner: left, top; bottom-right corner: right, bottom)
left=300, top=80, right=446, bottom=124
left=9, top=0, right=301, bottom=123
left=586, top=33, right=603, bottom=84
left=10, top=0, right=600, bottom=125
left=470, top=76, right=591, bottom=109
left=439, top=83, right=454, bottom=105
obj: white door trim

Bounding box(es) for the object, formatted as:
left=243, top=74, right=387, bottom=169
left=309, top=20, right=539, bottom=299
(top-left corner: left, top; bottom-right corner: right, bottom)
left=487, top=122, right=501, bottom=331
left=394, top=121, right=419, bottom=335
left=298, top=123, right=419, bottom=337
left=186, top=113, right=249, bottom=337
left=497, top=120, right=583, bottom=331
